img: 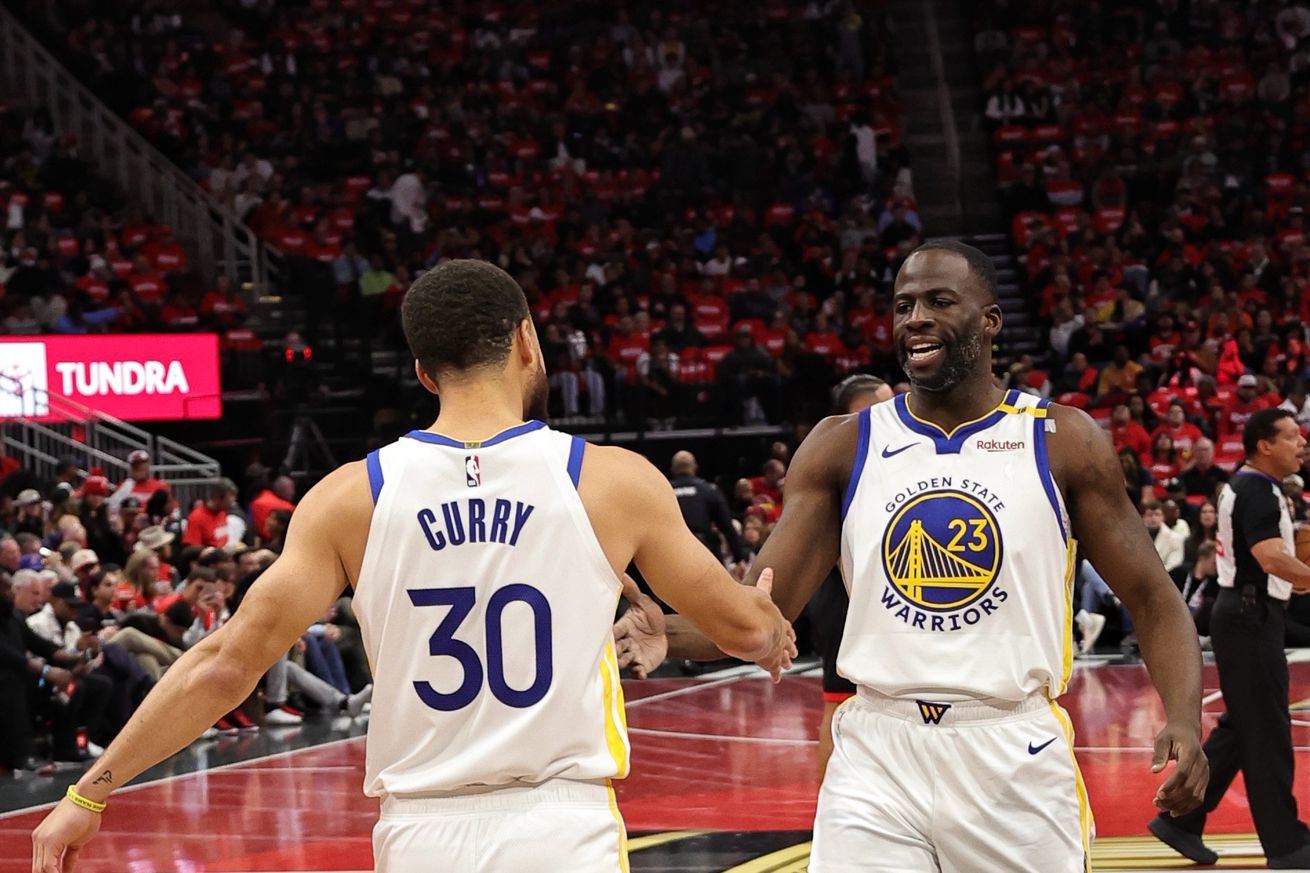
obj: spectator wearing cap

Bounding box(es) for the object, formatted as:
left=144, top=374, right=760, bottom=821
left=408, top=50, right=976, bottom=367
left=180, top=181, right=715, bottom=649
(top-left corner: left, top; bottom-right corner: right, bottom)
left=78, top=474, right=124, bottom=566
left=1221, top=374, right=1273, bottom=437
left=117, top=496, right=143, bottom=552
left=69, top=548, right=101, bottom=593
left=134, top=523, right=179, bottom=589
left=26, top=580, right=85, bottom=650
left=1284, top=474, right=1308, bottom=523
left=12, top=489, right=45, bottom=538
left=107, top=450, right=170, bottom=510
left=183, top=479, right=237, bottom=548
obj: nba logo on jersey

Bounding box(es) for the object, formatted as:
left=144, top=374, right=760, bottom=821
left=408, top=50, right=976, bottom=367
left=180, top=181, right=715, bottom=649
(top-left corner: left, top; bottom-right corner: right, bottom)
left=465, top=455, right=481, bottom=487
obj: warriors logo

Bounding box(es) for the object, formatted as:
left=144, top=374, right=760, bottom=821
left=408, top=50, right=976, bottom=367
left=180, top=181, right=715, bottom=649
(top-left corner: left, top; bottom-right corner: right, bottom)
left=882, top=491, right=1003, bottom=613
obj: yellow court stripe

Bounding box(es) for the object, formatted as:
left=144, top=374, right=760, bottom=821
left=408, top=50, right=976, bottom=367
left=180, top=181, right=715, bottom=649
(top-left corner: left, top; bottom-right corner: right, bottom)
left=627, top=830, right=711, bottom=853
left=605, top=781, right=630, bottom=873
left=719, top=842, right=812, bottom=873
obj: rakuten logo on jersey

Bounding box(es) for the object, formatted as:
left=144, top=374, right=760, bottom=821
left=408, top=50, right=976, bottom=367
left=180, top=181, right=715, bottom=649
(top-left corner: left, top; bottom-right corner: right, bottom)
left=56, top=360, right=191, bottom=396
left=976, top=439, right=1025, bottom=452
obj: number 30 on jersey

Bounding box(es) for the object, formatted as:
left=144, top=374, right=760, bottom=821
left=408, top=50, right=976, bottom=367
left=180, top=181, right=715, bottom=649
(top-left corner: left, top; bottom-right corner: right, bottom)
left=408, top=584, right=553, bottom=710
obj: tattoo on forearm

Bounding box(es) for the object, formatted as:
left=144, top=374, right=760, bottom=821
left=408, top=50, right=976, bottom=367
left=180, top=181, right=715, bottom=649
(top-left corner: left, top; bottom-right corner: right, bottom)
left=92, top=770, right=112, bottom=786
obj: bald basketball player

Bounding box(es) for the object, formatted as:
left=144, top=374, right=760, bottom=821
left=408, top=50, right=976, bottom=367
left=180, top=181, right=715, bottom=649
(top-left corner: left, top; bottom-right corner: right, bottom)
left=617, top=240, right=1207, bottom=872
left=33, top=260, right=795, bottom=873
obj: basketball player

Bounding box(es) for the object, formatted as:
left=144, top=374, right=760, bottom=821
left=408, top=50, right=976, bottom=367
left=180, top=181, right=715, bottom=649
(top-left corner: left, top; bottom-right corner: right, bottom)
left=618, top=241, right=1208, bottom=871
left=31, top=260, right=796, bottom=873
left=808, top=375, right=893, bottom=778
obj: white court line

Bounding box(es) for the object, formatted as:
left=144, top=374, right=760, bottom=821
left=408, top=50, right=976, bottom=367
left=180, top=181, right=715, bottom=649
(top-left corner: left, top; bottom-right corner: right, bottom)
left=625, top=675, right=746, bottom=708
left=0, top=735, right=364, bottom=821
left=628, top=727, right=818, bottom=746
left=1202, top=689, right=1224, bottom=705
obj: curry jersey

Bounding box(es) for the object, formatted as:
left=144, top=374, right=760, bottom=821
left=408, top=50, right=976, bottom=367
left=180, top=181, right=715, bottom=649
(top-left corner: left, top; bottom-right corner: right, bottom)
left=353, top=421, right=629, bottom=798
left=838, top=390, right=1078, bottom=701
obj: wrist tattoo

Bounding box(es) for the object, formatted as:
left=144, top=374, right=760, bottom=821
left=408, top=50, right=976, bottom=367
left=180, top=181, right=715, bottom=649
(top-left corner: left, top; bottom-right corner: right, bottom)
left=92, top=770, right=113, bottom=786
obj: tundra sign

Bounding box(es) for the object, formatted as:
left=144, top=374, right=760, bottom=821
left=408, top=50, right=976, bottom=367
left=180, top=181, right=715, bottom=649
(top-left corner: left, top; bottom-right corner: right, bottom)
left=0, top=334, right=221, bottom=421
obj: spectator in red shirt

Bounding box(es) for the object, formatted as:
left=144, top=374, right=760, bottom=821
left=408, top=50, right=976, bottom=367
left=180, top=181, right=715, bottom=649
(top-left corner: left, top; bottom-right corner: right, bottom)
left=1110, top=404, right=1152, bottom=459
left=1219, top=374, right=1270, bottom=436
left=250, top=475, right=296, bottom=542
left=108, top=450, right=171, bottom=510
left=750, top=459, right=787, bottom=507
left=1148, top=431, right=1182, bottom=494
left=126, top=255, right=166, bottom=307
left=1151, top=400, right=1205, bottom=458
left=201, top=275, right=248, bottom=328
left=182, top=479, right=238, bottom=549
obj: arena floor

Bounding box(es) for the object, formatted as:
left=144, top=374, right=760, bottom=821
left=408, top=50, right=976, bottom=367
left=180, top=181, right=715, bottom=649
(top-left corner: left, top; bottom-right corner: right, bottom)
left=2, top=657, right=1308, bottom=873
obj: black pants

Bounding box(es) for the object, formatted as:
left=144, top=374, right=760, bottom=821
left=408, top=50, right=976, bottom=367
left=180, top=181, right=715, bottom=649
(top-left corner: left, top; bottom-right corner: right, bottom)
left=38, top=671, right=114, bottom=760
left=1171, top=588, right=1310, bottom=858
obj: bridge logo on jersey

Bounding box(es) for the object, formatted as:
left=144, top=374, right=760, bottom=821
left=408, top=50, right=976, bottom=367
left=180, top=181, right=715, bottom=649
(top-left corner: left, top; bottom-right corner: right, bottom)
left=916, top=700, right=951, bottom=725
left=879, top=490, right=1008, bottom=632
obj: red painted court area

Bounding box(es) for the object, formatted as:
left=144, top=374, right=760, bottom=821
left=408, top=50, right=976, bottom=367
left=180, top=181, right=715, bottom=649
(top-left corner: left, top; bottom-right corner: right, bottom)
left=2, top=662, right=1308, bottom=872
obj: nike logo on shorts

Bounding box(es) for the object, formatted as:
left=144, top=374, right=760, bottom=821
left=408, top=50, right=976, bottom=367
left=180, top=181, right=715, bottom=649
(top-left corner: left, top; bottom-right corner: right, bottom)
left=882, top=443, right=915, bottom=458
left=1028, top=737, right=1058, bottom=755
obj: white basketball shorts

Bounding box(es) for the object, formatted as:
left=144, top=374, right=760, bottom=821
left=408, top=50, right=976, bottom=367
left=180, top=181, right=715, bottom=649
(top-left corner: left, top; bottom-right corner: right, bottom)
left=810, top=689, right=1093, bottom=873
left=373, top=778, right=629, bottom=873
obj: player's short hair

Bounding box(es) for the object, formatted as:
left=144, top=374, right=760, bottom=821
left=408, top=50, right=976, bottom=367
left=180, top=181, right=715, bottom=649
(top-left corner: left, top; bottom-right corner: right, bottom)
left=402, top=259, right=530, bottom=376
left=832, top=374, right=888, bottom=415
left=911, top=239, right=999, bottom=303
left=1243, top=407, right=1297, bottom=457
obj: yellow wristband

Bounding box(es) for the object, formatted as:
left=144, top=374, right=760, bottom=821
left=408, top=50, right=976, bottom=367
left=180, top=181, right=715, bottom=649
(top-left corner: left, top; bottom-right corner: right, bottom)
left=66, top=786, right=107, bottom=813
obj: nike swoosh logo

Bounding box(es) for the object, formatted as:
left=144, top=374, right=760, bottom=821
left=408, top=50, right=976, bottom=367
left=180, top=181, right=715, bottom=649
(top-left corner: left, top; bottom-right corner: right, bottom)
left=1028, top=737, right=1058, bottom=755
left=881, top=443, right=916, bottom=458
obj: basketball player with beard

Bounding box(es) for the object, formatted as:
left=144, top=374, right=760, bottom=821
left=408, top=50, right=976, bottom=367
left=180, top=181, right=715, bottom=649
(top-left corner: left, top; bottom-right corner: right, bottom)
left=33, top=260, right=796, bottom=873
left=617, top=240, right=1207, bottom=871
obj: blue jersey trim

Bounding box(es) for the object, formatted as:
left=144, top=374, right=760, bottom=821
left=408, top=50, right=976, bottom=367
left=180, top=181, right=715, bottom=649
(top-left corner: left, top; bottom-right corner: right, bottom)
left=841, top=407, right=872, bottom=521
left=405, top=420, right=546, bottom=448
left=1234, top=467, right=1280, bottom=486
left=366, top=449, right=384, bottom=504
left=567, top=436, right=585, bottom=488
left=893, top=390, right=1018, bottom=455
left=1032, top=399, right=1066, bottom=540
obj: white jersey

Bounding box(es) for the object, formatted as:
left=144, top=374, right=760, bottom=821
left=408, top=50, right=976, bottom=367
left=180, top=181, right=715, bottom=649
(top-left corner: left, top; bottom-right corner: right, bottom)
left=839, top=390, right=1078, bottom=701
left=354, top=421, right=629, bottom=798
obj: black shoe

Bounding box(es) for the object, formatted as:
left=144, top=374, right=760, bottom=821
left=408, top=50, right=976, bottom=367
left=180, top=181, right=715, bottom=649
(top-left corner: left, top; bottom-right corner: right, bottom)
left=1268, top=843, right=1310, bottom=869
left=1147, top=816, right=1218, bottom=865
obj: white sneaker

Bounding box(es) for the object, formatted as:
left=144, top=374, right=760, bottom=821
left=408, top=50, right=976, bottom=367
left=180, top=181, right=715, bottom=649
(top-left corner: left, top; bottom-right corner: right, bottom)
left=1076, top=610, right=1106, bottom=654
left=265, top=706, right=303, bottom=726
left=346, top=684, right=373, bottom=718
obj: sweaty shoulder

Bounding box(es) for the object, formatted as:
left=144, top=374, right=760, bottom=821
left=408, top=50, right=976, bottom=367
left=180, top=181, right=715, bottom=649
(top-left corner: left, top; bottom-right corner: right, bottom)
left=293, top=460, right=375, bottom=584
left=1043, top=402, right=1118, bottom=498
left=574, top=442, right=670, bottom=574
left=792, top=412, right=862, bottom=494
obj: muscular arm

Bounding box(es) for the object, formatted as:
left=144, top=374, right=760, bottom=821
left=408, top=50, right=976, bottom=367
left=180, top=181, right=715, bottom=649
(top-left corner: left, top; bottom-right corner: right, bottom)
left=1251, top=540, right=1310, bottom=592
left=71, top=464, right=369, bottom=803
left=663, top=414, right=856, bottom=658
left=1053, top=406, right=1203, bottom=726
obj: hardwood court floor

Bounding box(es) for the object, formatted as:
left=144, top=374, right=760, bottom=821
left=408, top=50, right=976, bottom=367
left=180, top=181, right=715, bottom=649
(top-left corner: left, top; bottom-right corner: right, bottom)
left=2, top=658, right=1308, bottom=873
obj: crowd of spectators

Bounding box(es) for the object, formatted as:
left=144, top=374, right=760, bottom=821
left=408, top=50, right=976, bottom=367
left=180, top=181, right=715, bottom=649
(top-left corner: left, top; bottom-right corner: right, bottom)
left=974, top=1, right=1310, bottom=435
left=0, top=450, right=373, bottom=774
left=12, top=0, right=919, bottom=427
left=0, top=105, right=251, bottom=337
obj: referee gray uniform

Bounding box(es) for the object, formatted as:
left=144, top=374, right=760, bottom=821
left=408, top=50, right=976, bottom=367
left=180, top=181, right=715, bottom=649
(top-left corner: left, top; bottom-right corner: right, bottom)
left=1167, top=467, right=1310, bottom=861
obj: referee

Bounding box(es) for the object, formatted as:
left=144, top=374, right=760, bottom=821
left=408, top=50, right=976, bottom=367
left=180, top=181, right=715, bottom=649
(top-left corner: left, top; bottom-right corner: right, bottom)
left=1149, top=408, right=1310, bottom=868
left=668, top=451, right=747, bottom=568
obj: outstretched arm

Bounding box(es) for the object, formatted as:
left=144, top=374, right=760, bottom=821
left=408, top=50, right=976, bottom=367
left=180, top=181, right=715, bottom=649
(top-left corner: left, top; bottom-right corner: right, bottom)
left=32, top=464, right=371, bottom=873
left=653, top=414, right=856, bottom=660
left=1052, top=406, right=1207, bottom=815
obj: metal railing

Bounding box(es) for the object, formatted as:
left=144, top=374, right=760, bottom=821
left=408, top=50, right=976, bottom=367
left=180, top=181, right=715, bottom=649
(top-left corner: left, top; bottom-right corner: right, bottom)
left=0, top=374, right=223, bottom=510
left=0, top=4, right=274, bottom=295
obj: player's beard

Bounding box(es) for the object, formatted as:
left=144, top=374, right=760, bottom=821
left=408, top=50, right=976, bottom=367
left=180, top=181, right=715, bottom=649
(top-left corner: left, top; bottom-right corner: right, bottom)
left=524, top=364, right=549, bottom=421
left=899, top=329, right=983, bottom=393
